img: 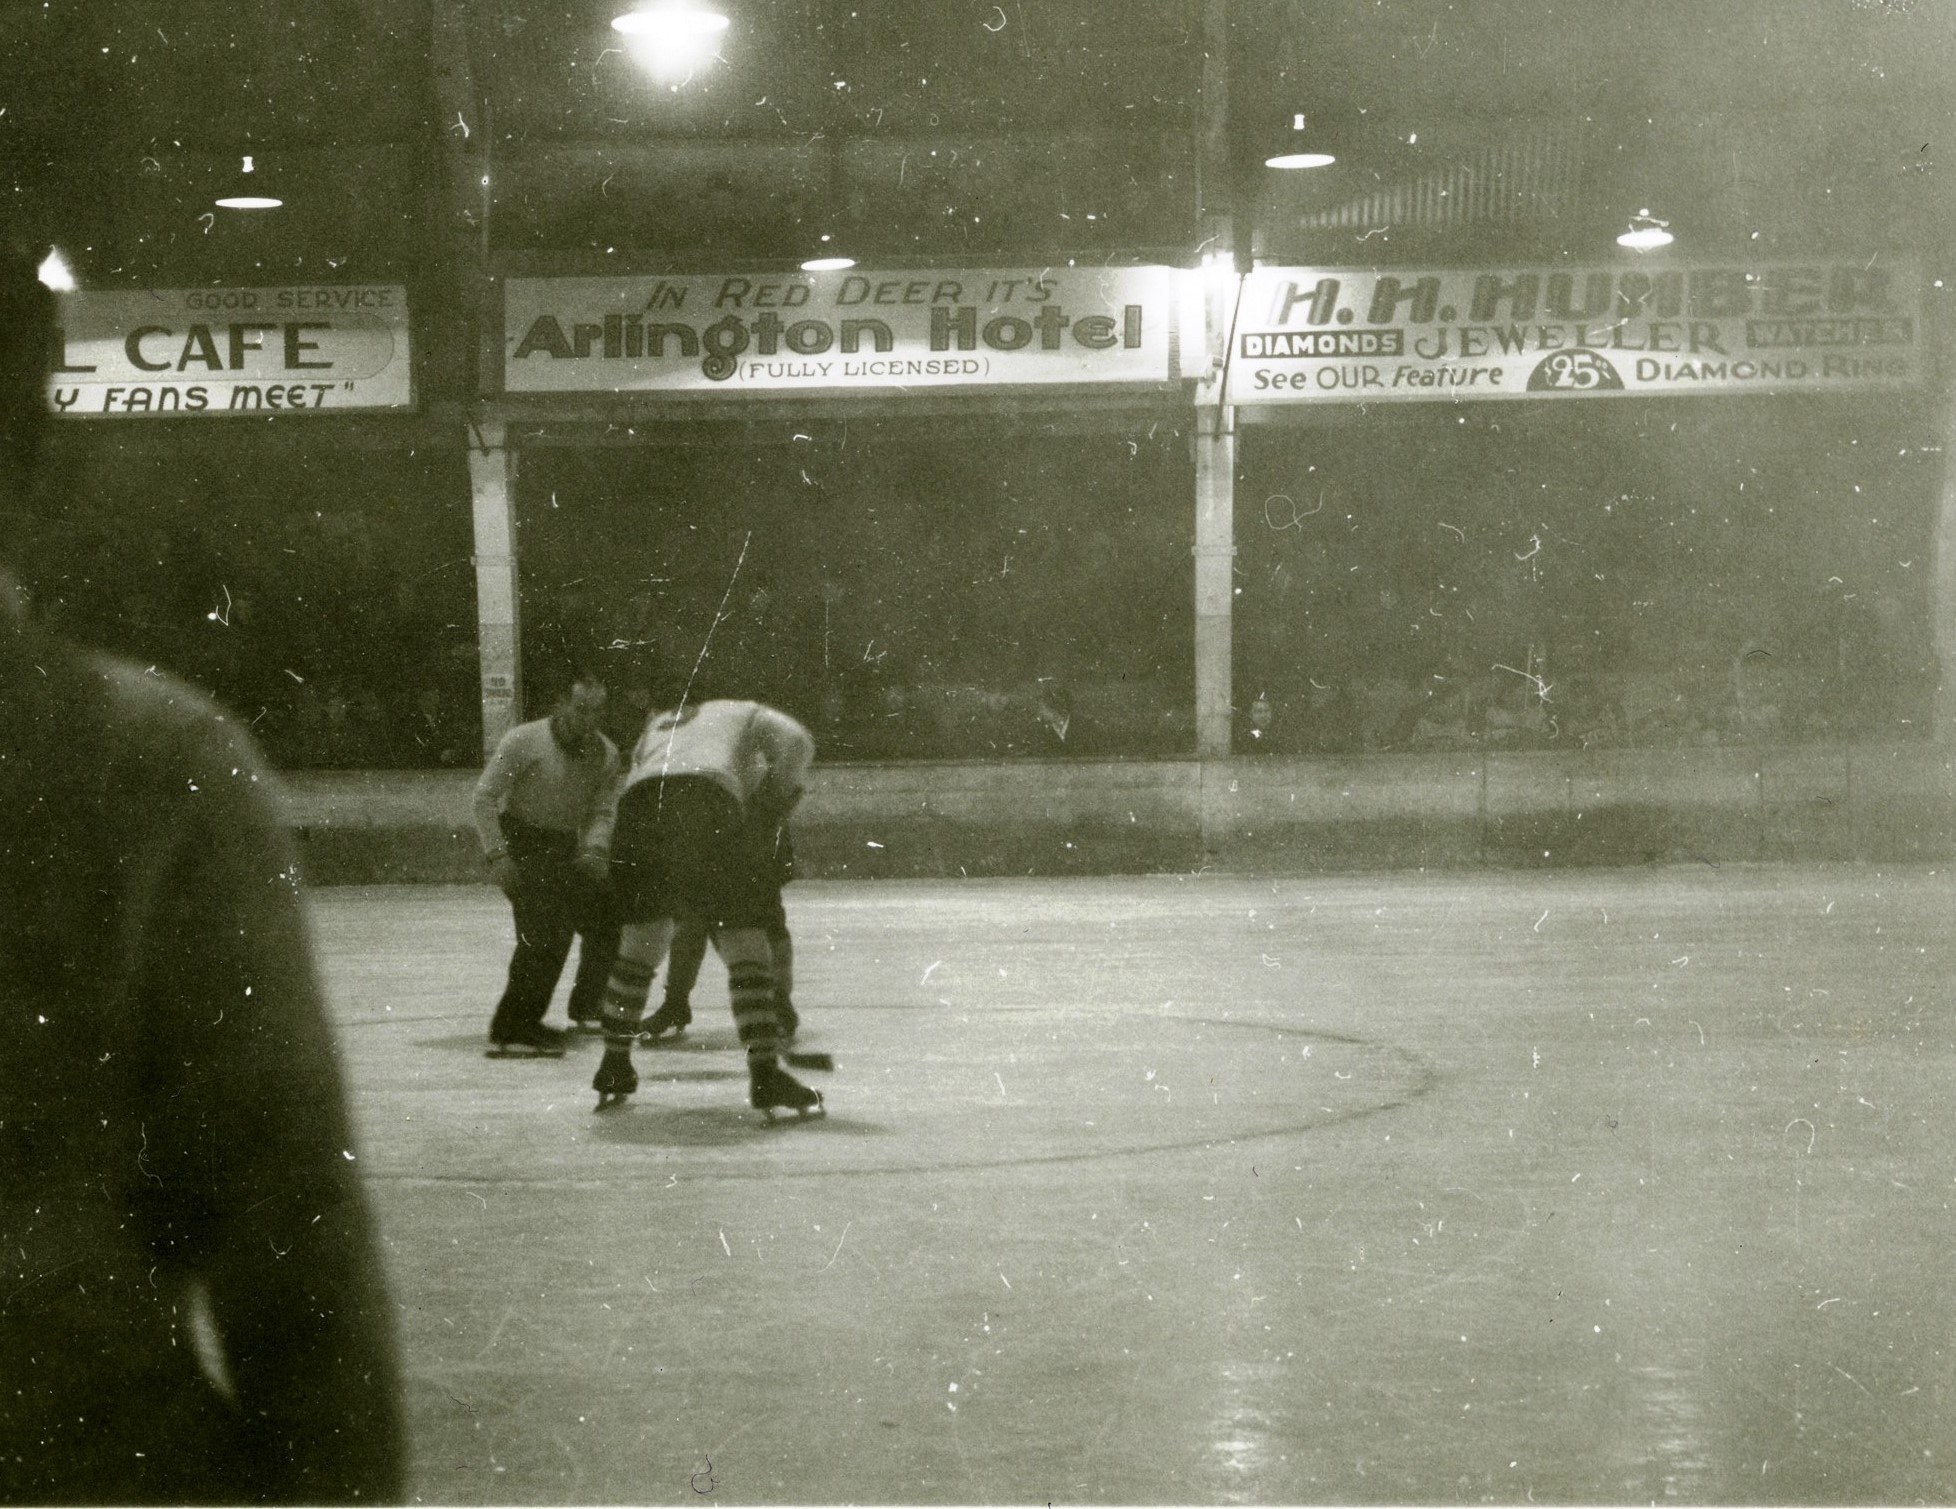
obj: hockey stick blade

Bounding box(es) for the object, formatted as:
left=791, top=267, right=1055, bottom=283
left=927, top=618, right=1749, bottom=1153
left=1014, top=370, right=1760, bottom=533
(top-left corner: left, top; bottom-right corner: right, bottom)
left=782, top=1051, right=835, bottom=1072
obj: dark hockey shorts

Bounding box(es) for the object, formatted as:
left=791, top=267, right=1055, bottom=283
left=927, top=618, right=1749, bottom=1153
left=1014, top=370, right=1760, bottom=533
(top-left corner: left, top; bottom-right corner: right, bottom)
left=609, top=776, right=781, bottom=930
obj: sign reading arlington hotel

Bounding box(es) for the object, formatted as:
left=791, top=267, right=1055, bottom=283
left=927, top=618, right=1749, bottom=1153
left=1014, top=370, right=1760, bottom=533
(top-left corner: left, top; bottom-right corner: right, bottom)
left=502, top=267, right=1178, bottom=392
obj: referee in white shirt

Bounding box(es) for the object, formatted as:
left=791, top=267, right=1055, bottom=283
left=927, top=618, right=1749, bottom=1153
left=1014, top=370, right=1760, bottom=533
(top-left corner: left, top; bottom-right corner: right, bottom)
left=471, top=668, right=622, bottom=1055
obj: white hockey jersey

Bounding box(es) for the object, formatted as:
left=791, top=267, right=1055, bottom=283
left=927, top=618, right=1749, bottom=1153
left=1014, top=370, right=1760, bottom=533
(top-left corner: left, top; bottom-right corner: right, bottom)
left=594, top=699, right=814, bottom=847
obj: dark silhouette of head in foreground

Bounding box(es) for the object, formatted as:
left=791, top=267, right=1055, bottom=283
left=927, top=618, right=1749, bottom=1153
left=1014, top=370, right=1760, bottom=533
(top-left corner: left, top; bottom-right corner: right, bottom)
left=0, top=242, right=406, bottom=1502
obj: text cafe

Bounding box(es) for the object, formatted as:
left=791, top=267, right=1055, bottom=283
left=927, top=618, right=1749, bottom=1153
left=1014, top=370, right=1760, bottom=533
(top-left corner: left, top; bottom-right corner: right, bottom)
left=48, top=285, right=414, bottom=415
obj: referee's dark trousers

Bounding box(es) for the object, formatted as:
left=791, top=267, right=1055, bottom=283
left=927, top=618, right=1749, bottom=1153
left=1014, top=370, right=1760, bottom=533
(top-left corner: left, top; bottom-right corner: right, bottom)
left=490, top=813, right=621, bottom=1039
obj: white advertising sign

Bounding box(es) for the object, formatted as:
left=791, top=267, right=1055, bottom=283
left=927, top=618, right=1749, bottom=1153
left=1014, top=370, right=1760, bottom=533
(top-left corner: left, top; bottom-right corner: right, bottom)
left=502, top=267, right=1178, bottom=393
left=49, top=286, right=413, bottom=417
left=1230, top=262, right=1922, bottom=403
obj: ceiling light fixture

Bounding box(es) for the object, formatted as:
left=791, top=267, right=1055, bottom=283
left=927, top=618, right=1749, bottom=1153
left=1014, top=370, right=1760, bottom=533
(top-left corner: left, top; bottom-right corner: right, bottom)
left=36, top=247, right=76, bottom=292
left=1616, top=209, right=1674, bottom=251
left=1265, top=151, right=1337, bottom=170
left=613, top=1, right=729, bottom=79
left=800, top=231, right=853, bottom=272
left=1266, top=111, right=1335, bottom=170
left=611, top=2, right=730, bottom=39
left=215, top=154, right=282, bottom=211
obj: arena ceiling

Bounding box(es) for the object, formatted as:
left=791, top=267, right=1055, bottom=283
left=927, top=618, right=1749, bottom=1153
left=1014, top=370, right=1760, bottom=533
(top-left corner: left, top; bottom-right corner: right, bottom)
left=2, top=0, right=1950, bottom=284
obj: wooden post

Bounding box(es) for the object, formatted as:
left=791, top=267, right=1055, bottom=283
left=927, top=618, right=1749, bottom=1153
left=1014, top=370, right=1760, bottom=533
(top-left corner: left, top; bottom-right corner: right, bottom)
left=1937, top=377, right=1956, bottom=744
left=1194, top=403, right=1238, bottom=757
left=468, top=417, right=520, bottom=756
left=1192, top=0, right=1238, bottom=761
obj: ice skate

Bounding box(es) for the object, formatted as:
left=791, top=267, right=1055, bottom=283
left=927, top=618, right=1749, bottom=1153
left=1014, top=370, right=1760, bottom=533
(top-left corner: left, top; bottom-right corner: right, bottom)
left=639, top=998, right=691, bottom=1043
left=750, top=1058, right=823, bottom=1122
left=486, top=1024, right=568, bottom=1059
left=592, top=1049, right=638, bottom=1110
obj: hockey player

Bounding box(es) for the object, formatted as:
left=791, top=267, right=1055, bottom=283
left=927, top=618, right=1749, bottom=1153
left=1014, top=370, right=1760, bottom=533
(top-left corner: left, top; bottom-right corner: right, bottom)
left=588, top=697, right=822, bottom=1117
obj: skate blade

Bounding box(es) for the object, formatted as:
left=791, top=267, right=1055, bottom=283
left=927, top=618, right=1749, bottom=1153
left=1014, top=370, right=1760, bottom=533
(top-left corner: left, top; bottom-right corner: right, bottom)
left=781, top=1051, right=834, bottom=1072
left=594, top=1090, right=632, bottom=1111
left=760, top=1094, right=825, bottom=1124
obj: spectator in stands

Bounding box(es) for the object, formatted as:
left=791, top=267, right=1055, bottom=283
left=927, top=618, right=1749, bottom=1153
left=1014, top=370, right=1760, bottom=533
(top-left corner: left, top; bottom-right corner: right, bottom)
left=1244, top=689, right=1278, bottom=751
left=600, top=654, right=660, bottom=757
left=1014, top=680, right=1106, bottom=757
left=408, top=681, right=471, bottom=766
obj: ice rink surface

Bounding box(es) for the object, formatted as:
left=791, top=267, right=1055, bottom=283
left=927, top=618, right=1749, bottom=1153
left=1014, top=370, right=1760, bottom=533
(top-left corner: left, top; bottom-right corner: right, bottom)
left=309, top=865, right=1956, bottom=1505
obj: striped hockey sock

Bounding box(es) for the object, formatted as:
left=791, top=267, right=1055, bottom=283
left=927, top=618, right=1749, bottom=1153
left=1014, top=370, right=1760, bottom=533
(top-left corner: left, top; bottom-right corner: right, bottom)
left=767, top=923, right=794, bottom=1004
left=600, top=955, right=655, bottom=1050
left=729, top=959, right=780, bottom=1066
